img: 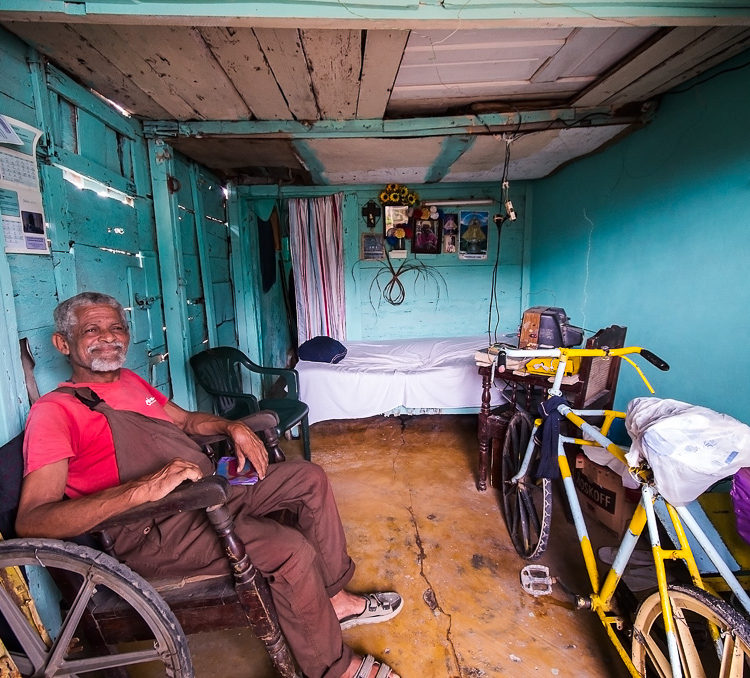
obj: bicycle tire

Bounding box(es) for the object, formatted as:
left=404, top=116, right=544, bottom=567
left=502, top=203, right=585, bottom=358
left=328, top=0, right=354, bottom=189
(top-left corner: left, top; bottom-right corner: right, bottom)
left=500, top=409, right=552, bottom=560
left=0, top=538, right=193, bottom=677
left=632, top=583, right=750, bottom=677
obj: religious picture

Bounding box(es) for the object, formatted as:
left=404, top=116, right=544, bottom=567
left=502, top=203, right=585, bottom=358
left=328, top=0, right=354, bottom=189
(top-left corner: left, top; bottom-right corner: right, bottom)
left=412, top=218, right=441, bottom=254
left=458, top=210, right=489, bottom=260
left=442, top=212, right=458, bottom=254
left=360, top=232, right=385, bottom=260
left=384, top=205, right=409, bottom=238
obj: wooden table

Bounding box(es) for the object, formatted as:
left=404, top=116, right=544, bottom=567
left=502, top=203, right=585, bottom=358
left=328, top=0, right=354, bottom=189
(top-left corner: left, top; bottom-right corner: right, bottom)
left=476, top=364, right=583, bottom=491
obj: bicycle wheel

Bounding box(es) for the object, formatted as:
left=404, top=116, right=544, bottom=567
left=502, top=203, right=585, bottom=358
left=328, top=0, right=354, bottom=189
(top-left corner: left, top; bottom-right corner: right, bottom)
left=500, top=409, right=552, bottom=560
left=632, top=583, right=750, bottom=677
left=0, top=538, right=193, bottom=677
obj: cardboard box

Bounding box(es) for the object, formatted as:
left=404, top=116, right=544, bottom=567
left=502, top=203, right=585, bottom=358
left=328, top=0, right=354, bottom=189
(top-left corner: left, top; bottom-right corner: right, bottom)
left=573, top=454, right=638, bottom=536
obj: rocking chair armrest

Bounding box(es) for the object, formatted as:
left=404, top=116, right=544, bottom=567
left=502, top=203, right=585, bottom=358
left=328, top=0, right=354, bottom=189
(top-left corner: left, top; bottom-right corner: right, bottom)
left=189, top=410, right=280, bottom=450
left=90, top=475, right=231, bottom=531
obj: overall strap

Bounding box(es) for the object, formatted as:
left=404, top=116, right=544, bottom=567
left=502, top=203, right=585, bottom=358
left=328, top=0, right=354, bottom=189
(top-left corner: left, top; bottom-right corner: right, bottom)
left=53, top=386, right=214, bottom=482
left=55, top=386, right=103, bottom=409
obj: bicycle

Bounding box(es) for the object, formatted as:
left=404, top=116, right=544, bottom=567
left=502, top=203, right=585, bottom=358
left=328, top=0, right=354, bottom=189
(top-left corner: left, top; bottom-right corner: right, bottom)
left=490, top=343, right=750, bottom=677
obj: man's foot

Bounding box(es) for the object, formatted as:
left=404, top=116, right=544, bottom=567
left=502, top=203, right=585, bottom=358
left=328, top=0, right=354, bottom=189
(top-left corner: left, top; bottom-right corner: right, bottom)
left=333, top=591, right=403, bottom=630
left=342, top=654, right=399, bottom=678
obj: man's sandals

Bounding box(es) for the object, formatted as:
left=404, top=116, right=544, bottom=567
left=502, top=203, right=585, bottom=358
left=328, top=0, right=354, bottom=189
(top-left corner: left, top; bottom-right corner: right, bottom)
left=351, top=654, right=398, bottom=678
left=339, top=591, right=403, bottom=630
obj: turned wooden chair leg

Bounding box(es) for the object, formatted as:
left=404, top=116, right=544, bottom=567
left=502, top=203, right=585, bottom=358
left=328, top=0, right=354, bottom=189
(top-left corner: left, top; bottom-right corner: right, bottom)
left=205, top=503, right=299, bottom=678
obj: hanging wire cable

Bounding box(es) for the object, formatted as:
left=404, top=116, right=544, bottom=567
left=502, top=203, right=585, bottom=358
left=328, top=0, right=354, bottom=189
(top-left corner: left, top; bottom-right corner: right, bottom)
left=486, top=135, right=516, bottom=345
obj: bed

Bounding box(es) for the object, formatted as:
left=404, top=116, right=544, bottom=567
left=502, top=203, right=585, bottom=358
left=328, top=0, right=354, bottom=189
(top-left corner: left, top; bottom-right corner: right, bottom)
left=296, top=335, right=509, bottom=425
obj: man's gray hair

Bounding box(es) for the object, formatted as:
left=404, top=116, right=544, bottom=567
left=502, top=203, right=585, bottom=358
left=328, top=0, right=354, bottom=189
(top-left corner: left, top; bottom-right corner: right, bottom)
left=53, top=292, right=128, bottom=339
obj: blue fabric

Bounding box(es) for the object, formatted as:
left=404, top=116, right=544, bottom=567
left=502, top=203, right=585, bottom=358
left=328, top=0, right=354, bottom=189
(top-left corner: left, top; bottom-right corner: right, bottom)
left=533, top=395, right=568, bottom=479
left=298, top=336, right=347, bottom=364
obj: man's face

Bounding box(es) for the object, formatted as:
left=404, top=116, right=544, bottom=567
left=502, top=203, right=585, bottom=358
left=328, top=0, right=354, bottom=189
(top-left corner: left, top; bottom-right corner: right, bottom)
left=55, top=304, right=130, bottom=377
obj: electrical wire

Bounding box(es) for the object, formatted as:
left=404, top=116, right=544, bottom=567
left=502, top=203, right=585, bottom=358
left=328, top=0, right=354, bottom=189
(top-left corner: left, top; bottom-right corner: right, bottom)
left=486, top=135, right=514, bottom=345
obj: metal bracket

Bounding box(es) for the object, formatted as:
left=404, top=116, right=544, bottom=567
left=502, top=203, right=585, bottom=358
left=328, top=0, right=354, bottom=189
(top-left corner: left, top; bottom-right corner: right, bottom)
left=134, top=293, right=156, bottom=310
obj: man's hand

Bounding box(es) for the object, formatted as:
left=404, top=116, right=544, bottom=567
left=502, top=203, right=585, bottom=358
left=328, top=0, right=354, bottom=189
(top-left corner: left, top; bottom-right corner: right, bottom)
left=129, top=458, right=205, bottom=505
left=16, top=458, right=205, bottom=539
left=225, top=421, right=269, bottom=479
left=164, top=401, right=270, bottom=480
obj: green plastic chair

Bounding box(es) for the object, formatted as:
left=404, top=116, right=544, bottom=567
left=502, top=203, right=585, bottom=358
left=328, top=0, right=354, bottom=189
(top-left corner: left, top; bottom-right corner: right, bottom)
left=190, top=346, right=311, bottom=461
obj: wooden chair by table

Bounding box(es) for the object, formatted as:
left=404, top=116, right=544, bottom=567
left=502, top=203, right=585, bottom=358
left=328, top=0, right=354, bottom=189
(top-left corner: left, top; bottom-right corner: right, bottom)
left=477, top=325, right=627, bottom=490
left=191, top=347, right=311, bottom=461
left=0, top=412, right=300, bottom=678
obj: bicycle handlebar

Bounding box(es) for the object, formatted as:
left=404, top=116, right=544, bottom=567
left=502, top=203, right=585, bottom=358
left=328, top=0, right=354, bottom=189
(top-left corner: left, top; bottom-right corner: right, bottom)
left=493, top=344, right=669, bottom=393
left=640, top=349, right=670, bottom=371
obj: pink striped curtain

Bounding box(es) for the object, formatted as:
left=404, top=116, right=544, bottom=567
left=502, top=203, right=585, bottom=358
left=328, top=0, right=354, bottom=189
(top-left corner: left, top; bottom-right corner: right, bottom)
left=288, top=194, right=346, bottom=344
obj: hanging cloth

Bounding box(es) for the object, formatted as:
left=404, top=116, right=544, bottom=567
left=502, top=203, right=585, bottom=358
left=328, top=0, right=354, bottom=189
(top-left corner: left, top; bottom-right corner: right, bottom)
left=533, top=395, right=568, bottom=479
left=258, top=217, right=277, bottom=293
left=288, top=194, right=346, bottom=344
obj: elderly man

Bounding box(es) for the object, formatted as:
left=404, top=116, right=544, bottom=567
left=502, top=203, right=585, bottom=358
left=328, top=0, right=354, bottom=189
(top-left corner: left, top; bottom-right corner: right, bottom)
left=16, top=291, right=401, bottom=678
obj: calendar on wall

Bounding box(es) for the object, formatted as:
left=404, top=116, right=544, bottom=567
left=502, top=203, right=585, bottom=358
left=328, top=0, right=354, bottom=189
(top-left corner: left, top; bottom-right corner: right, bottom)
left=0, top=114, right=49, bottom=255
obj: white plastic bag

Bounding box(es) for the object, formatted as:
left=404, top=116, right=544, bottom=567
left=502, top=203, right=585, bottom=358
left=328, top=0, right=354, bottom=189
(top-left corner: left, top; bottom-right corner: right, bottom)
left=625, top=397, right=750, bottom=506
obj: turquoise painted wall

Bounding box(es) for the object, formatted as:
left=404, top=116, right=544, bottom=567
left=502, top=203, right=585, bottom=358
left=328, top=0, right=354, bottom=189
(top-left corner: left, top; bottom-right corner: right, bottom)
left=529, top=53, right=750, bottom=422
left=245, top=183, right=529, bottom=343
left=0, top=27, right=240, bottom=433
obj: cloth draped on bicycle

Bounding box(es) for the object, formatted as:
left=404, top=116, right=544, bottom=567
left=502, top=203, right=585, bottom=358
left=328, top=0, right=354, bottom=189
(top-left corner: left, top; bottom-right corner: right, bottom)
left=533, top=395, right=568, bottom=479
left=625, top=397, right=750, bottom=506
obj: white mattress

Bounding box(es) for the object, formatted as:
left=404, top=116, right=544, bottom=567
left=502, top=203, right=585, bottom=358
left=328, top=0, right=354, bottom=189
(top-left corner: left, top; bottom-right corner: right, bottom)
left=297, top=335, right=506, bottom=424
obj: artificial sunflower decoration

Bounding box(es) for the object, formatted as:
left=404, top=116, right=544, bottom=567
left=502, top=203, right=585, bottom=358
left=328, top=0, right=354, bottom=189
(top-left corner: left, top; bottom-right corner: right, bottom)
left=379, top=183, right=419, bottom=206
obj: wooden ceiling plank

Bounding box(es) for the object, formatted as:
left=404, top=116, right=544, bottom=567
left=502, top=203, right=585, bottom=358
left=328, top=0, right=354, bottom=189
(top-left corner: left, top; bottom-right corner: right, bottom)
left=573, top=26, right=712, bottom=107
left=72, top=24, right=203, bottom=119
left=356, top=29, right=409, bottom=119
left=197, top=26, right=292, bottom=121
left=606, top=27, right=750, bottom=106
left=532, top=27, right=621, bottom=83
left=254, top=27, right=319, bottom=121
left=2, top=21, right=171, bottom=119
left=107, top=25, right=250, bottom=120
left=300, top=28, right=361, bottom=119
left=643, top=29, right=750, bottom=98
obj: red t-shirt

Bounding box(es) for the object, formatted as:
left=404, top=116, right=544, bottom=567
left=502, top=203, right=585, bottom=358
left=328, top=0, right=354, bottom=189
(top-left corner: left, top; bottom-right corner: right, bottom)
left=23, top=369, right=171, bottom=498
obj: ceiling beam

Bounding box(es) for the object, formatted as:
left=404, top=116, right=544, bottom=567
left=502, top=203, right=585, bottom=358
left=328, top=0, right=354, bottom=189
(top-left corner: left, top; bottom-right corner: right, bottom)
left=143, top=104, right=653, bottom=141
left=3, top=1, right=750, bottom=27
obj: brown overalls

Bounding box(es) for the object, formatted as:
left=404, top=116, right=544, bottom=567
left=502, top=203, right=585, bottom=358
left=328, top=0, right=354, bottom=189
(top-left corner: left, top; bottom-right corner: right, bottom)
left=59, top=387, right=355, bottom=678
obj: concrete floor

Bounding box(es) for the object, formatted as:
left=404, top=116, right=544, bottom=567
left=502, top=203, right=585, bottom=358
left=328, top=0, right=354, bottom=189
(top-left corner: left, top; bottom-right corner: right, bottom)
left=182, top=414, right=629, bottom=678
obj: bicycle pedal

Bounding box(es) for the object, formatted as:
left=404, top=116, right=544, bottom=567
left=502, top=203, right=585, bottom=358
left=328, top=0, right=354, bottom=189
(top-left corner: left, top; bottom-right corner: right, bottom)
left=520, top=564, right=555, bottom=597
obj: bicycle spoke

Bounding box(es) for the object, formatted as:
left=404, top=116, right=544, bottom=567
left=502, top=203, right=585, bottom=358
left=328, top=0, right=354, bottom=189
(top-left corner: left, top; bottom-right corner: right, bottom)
left=518, top=489, right=537, bottom=550
left=718, top=632, right=745, bottom=678
left=641, top=636, right=672, bottom=678
left=672, top=603, right=708, bottom=678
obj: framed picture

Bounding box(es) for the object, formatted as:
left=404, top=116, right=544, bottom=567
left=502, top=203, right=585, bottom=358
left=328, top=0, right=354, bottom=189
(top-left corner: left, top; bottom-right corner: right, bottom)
left=442, top=212, right=458, bottom=254
left=360, top=232, right=385, bottom=260
left=412, top=218, right=441, bottom=254
left=384, top=205, right=409, bottom=238
left=458, top=210, right=489, bottom=260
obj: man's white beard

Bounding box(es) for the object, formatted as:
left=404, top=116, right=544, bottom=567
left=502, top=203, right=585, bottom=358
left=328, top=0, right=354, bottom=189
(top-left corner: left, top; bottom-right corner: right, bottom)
left=88, top=344, right=126, bottom=371
left=90, top=355, right=126, bottom=371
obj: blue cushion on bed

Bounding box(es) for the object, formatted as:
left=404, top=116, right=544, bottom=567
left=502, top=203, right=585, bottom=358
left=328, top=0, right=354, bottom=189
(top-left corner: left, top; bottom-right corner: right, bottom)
left=299, top=336, right=347, bottom=363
